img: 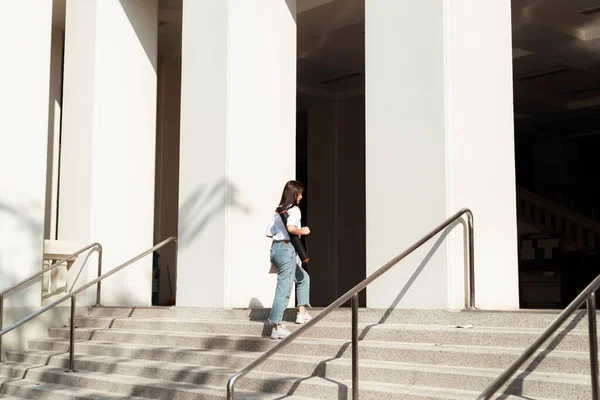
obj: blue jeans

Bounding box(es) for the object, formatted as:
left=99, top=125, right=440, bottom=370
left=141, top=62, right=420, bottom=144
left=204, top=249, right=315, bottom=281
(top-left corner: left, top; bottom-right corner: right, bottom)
left=268, top=241, right=310, bottom=324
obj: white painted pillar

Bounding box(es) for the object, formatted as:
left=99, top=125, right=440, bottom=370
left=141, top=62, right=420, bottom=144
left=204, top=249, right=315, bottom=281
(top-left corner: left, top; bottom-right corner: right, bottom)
left=59, top=0, right=158, bottom=306
left=0, top=1, right=52, bottom=303
left=44, top=27, right=65, bottom=241
left=445, top=1, right=519, bottom=310
left=0, top=1, right=55, bottom=353
left=366, top=1, right=518, bottom=309
left=178, top=1, right=297, bottom=308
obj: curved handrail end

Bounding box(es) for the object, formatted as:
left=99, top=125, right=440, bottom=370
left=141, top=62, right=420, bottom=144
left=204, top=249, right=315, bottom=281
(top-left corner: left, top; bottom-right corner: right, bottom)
left=227, top=374, right=238, bottom=400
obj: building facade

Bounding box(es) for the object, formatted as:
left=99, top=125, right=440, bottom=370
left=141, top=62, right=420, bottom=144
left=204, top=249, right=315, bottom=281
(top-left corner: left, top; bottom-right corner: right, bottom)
left=0, top=0, right=519, bottom=348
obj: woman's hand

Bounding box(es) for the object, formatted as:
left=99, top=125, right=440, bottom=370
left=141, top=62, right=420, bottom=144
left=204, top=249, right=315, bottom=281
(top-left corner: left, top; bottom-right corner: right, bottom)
left=301, top=227, right=310, bottom=235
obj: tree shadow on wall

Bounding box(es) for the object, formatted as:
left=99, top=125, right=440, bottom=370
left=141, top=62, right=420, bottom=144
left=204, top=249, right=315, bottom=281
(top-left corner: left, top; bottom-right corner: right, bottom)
left=178, top=178, right=251, bottom=247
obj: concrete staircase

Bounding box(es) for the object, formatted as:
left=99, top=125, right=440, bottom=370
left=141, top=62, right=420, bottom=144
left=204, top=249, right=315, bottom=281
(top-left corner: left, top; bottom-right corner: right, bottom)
left=0, top=307, right=597, bottom=399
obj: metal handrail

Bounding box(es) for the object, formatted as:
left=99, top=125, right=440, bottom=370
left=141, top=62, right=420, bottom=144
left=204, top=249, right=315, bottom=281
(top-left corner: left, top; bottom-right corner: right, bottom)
left=227, top=208, right=475, bottom=399
left=0, top=237, right=177, bottom=371
left=0, top=242, right=103, bottom=362
left=478, top=273, right=600, bottom=399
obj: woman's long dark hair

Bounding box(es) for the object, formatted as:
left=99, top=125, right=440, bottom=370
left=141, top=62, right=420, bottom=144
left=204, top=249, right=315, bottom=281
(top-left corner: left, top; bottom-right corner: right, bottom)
left=278, top=180, right=304, bottom=210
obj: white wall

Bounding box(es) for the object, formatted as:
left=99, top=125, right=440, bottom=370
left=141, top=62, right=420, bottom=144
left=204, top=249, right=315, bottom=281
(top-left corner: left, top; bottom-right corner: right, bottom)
left=366, top=2, right=448, bottom=309
left=178, top=1, right=229, bottom=307
left=0, top=1, right=55, bottom=353
left=227, top=1, right=297, bottom=309
left=178, top=0, right=297, bottom=308
left=445, top=1, right=519, bottom=309
left=59, top=0, right=158, bottom=306
left=366, top=1, right=518, bottom=309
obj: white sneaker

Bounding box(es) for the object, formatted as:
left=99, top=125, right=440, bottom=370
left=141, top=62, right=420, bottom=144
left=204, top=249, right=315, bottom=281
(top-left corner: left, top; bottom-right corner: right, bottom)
left=295, top=312, right=313, bottom=324
left=271, top=324, right=291, bottom=339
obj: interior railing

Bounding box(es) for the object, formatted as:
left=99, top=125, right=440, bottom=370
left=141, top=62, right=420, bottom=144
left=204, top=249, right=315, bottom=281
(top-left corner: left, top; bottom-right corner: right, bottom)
left=227, top=208, right=476, bottom=399
left=0, top=237, right=177, bottom=371
left=478, top=271, right=600, bottom=399
left=520, top=181, right=600, bottom=222
left=0, top=242, right=103, bottom=362
left=517, top=186, right=600, bottom=250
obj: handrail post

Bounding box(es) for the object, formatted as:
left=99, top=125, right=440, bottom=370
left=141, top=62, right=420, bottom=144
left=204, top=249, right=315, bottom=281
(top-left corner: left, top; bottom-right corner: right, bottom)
left=96, top=244, right=103, bottom=306
left=227, top=375, right=237, bottom=399
left=0, top=294, right=3, bottom=362
left=351, top=293, right=359, bottom=399
left=588, top=292, right=599, bottom=400
left=67, top=295, right=77, bottom=372
left=0, top=238, right=177, bottom=372
left=466, top=210, right=476, bottom=309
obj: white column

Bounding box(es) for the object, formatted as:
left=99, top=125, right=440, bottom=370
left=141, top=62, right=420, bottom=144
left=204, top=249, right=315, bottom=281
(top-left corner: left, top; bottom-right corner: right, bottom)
left=366, top=1, right=518, bottom=309
left=445, top=1, right=519, bottom=309
left=0, top=1, right=53, bottom=304
left=44, top=28, right=65, bottom=240
left=366, top=2, right=448, bottom=309
left=59, top=0, right=158, bottom=306
left=0, top=1, right=54, bottom=354
left=178, top=1, right=297, bottom=308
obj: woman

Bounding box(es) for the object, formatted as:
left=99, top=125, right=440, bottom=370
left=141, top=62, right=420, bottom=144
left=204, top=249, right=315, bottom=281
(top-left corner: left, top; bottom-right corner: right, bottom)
left=265, top=180, right=312, bottom=339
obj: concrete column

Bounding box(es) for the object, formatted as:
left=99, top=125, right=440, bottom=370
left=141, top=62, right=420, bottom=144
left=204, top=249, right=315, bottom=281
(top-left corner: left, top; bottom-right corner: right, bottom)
left=0, top=1, right=55, bottom=353
left=366, top=1, right=518, bottom=309
left=445, top=1, right=519, bottom=310
left=178, top=1, right=297, bottom=308
left=0, top=0, right=52, bottom=302
left=59, top=0, right=158, bottom=306
left=44, top=27, right=65, bottom=241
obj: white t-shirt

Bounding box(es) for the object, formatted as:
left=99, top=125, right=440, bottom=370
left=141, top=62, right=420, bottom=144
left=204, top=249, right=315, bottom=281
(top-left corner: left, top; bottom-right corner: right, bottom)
left=265, top=206, right=301, bottom=241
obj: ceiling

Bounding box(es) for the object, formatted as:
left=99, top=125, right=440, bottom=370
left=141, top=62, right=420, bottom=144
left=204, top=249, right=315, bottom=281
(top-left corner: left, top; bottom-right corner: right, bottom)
left=296, top=0, right=365, bottom=107
left=512, top=0, right=600, bottom=139
left=157, top=0, right=600, bottom=133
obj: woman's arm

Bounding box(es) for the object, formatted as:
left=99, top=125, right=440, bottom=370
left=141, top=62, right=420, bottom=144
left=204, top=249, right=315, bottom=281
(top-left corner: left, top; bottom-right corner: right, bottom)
left=288, top=225, right=310, bottom=236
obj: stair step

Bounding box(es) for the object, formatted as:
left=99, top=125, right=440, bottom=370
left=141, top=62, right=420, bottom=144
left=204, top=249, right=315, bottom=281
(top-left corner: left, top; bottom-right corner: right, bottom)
left=0, top=361, right=44, bottom=379
left=18, top=337, right=593, bottom=375
left=5, top=307, right=596, bottom=399
left=85, top=306, right=590, bottom=329
left=72, top=315, right=600, bottom=339
left=0, top=376, right=151, bottom=400
left=13, top=366, right=319, bottom=400
left=0, top=351, right=590, bottom=398
left=48, top=323, right=593, bottom=352
left=2, top=367, right=563, bottom=400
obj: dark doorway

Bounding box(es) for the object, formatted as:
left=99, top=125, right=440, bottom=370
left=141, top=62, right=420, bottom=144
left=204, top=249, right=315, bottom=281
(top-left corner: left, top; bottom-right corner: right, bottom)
left=295, top=0, right=366, bottom=307
left=512, top=0, right=600, bottom=308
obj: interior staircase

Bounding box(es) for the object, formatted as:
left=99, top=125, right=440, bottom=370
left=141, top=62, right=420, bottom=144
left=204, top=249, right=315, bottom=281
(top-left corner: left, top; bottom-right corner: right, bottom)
left=0, top=306, right=596, bottom=399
